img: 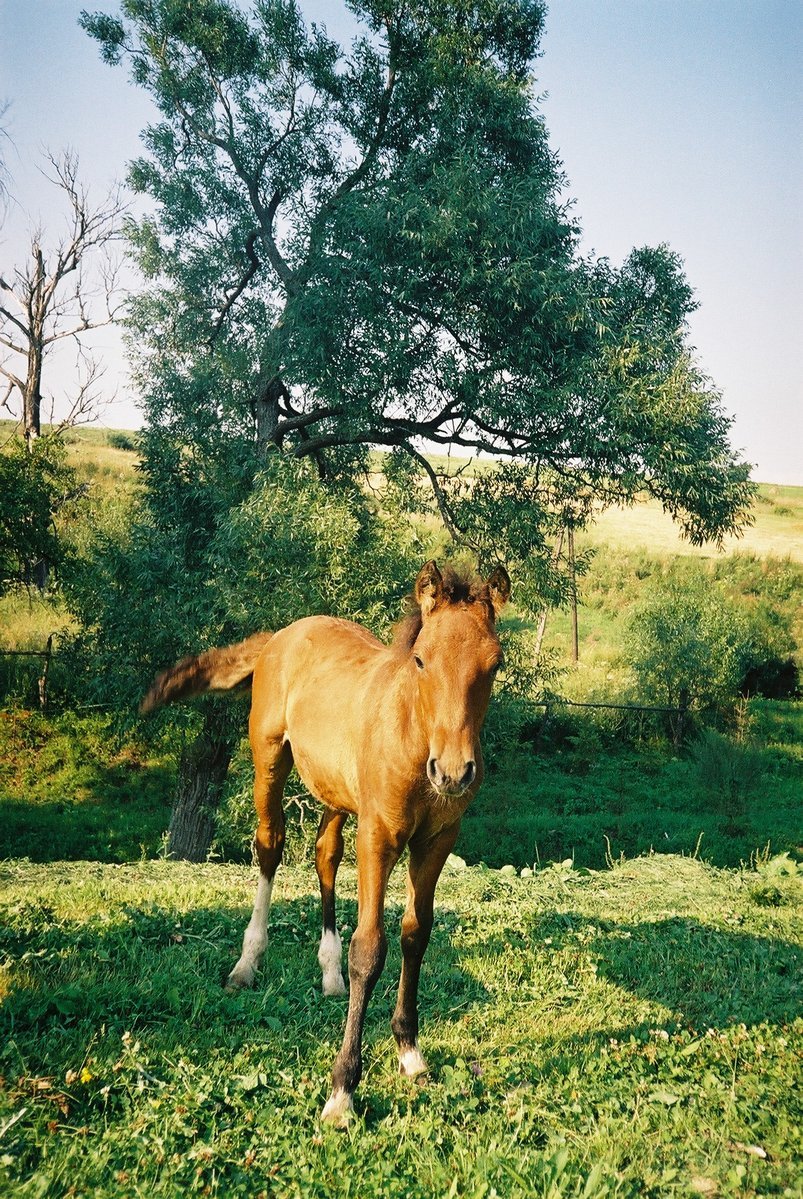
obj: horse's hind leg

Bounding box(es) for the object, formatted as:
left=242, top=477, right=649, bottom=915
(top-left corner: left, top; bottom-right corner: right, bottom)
left=226, top=739, right=292, bottom=990
left=316, top=808, right=348, bottom=996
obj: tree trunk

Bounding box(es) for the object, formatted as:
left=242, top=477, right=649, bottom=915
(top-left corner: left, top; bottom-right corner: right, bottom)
left=255, top=374, right=285, bottom=449
left=167, top=714, right=233, bottom=861
left=24, top=247, right=45, bottom=450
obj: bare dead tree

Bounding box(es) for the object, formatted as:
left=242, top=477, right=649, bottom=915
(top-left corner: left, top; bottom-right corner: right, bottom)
left=0, top=100, right=11, bottom=219
left=0, top=149, right=126, bottom=448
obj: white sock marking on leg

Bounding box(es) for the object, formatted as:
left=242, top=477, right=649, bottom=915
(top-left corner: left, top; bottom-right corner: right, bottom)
left=399, top=1042, right=428, bottom=1077
left=317, top=929, right=346, bottom=996
left=227, top=875, right=273, bottom=988
left=321, top=1087, right=353, bottom=1126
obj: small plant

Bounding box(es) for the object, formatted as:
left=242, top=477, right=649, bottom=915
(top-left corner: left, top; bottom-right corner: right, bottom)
left=748, top=851, right=803, bottom=907
left=690, top=728, right=764, bottom=830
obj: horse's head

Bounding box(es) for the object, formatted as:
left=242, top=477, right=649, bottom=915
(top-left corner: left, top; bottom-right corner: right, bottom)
left=409, top=560, right=510, bottom=797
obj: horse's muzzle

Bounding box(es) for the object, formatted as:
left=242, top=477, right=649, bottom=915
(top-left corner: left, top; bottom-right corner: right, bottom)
left=427, top=756, right=476, bottom=796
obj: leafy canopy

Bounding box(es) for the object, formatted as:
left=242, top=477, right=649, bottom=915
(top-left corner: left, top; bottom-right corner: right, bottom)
left=0, top=437, right=78, bottom=594
left=80, top=0, right=755, bottom=571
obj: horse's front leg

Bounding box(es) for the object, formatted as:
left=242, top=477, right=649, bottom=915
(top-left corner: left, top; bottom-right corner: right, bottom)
left=391, top=822, right=460, bottom=1078
left=321, top=820, right=402, bottom=1125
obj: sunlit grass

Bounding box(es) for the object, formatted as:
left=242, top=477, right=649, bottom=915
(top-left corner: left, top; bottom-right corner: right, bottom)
left=0, top=855, right=800, bottom=1197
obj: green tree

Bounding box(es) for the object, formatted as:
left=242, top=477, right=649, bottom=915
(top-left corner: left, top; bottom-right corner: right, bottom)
left=77, top=0, right=756, bottom=856
left=624, top=570, right=756, bottom=724
left=0, top=435, right=78, bottom=594
left=81, top=0, right=753, bottom=545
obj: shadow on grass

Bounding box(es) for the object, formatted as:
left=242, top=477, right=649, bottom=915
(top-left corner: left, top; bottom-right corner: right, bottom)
left=518, top=909, right=803, bottom=1030
left=0, top=792, right=174, bottom=863
left=0, top=894, right=492, bottom=1090
left=0, top=709, right=175, bottom=863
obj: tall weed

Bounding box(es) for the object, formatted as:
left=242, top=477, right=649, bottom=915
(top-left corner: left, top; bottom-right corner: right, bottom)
left=689, top=728, right=764, bottom=830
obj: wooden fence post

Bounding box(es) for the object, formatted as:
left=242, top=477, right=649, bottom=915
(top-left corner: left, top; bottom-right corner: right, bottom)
left=38, top=634, right=54, bottom=712
left=568, top=525, right=579, bottom=664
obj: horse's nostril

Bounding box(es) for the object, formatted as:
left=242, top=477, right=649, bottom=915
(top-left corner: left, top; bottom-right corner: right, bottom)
left=461, top=760, right=476, bottom=788
left=427, top=757, right=439, bottom=782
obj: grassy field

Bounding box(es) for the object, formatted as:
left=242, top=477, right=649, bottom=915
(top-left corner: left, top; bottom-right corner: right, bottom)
left=1, top=854, right=801, bottom=1198
left=1, top=429, right=801, bottom=1195
left=583, top=484, right=803, bottom=563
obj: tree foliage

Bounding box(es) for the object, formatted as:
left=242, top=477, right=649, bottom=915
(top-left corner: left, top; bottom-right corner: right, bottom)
left=623, top=565, right=793, bottom=715
left=0, top=435, right=78, bottom=594
left=67, top=441, right=417, bottom=735
left=81, top=0, right=755, bottom=569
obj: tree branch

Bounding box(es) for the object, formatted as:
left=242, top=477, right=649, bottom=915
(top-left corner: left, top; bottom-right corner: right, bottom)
left=299, top=23, right=399, bottom=281
left=0, top=361, right=26, bottom=392
left=401, top=443, right=465, bottom=542
left=208, top=229, right=262, bottom=344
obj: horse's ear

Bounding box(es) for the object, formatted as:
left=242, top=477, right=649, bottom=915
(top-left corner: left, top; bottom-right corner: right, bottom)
left=414, top=560, right=443, bottom=618
left=487, top=564, right=511, bottom=616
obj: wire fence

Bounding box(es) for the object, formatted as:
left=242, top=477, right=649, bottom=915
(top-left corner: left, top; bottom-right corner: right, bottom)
left=0, top=636, right=55, bottom=710
left=0, top=641, right=689, bottom=725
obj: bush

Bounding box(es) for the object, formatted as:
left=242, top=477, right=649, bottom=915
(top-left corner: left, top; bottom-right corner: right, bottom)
left=623, top=564, right=795, bottom=724
left=106, top=430, right=139, bottom=452
left=0, top=436, right=78, bottom=592
left=689, top=728, right=764, bottom=829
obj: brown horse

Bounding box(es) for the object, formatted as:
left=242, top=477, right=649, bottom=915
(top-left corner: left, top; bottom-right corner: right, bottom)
left=142, top=560, right=510, bottom=1124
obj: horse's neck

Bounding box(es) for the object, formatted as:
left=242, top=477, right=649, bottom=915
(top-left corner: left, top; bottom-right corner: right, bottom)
left=376, top=653, right=429, bottom=763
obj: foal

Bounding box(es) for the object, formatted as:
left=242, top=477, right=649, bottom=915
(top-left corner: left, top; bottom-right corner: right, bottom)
left=142, top=560, right=510, bottom=1123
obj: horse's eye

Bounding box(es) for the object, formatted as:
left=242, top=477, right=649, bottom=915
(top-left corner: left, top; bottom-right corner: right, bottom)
left=414, top=655, right=424, bottom=671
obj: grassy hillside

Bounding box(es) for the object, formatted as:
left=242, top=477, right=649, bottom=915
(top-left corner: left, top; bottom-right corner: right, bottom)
left=0, top=854, right=800, bottom=1197
left=420, top=449, right=803, bottom=562
left=584, top=483, right=803, bottom=563
left=0, top=425, right=141, bottom=661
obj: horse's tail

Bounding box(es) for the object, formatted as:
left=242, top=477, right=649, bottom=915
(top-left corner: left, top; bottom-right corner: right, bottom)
left=140, top=631, right=273, bottom=714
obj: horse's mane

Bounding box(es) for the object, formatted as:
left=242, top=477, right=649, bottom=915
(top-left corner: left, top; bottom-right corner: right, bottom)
left=390, top=566, right=494, bottom=654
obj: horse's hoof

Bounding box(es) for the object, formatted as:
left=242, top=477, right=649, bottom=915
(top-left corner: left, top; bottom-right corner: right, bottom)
left=321, top=1088, right=354, bottom=1128
left=398, top=1045, right=428, bottom=1078
left=224, top=964, right=255, bottom=992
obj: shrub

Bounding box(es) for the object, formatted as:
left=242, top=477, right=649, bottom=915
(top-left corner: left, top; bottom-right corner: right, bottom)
left=623, top=566, right=789, bottom=723
left=106, top=430, right=139, bottom=452
left=0, top=436, right=78, bottom=593
left=689, top=728, right=764, bottom=829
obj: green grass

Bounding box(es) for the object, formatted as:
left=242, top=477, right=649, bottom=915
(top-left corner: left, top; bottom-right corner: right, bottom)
left=0, top=711, right=175, bottom=862
left=0, top=854, right=800, bottom=1197
left=465, top=700, right=803, bottom=872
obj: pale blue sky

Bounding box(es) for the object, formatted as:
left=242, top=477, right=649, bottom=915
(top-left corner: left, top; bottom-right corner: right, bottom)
left=1, top=0, right=800, bottom=484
